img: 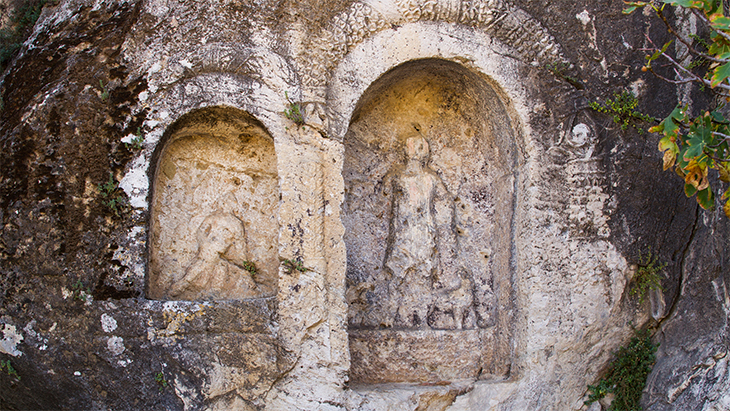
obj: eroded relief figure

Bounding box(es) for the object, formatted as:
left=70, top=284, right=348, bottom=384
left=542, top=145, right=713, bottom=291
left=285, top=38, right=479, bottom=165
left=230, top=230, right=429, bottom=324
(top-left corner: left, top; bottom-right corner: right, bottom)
left=547, top=117, right=609, bottom=237
left=373, top=132, right=474, bottom=329
left=167, top=212, right=260, bottom=300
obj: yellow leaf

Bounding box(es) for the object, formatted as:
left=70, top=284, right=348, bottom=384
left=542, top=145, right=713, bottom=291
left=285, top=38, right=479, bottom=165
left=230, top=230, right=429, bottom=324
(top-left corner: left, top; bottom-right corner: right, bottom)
left=724, top=199, right=730, bottom=218
left=663, top=149, right=676, bottom=170
left=719, top=163, right=730, bottom=183
left=697, top=176, right=710, bottom=191
left=658, top=137, right=676, bottom=151
left=685, top=161, right=709, bottom=190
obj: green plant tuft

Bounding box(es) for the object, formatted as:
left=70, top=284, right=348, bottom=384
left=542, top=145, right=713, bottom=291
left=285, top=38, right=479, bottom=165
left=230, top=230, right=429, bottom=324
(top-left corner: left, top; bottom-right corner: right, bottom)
left=0, top=359, right=20, bottom=381
left=125, top=127, right=144, bottom=150
left=99, top=80, right=110, bottom=101
left=590, top=90, right=655, bottom=133
left=283, top=91, right=305, bottom=126
left=0, top=0, right=53, bottom=72
left=631, top=250, right=665, bottom=304
left=97, top=172, right=129, bottom=216
left=544, top=61, right=583, bottom=90
left=155, top=371, right=168, bottom=392
left=71, top=279, right=91, bottom=302
left=241, top=260, right=257, bottom=275
left=586, top=330, right=658, bottom=411
left=282, top=258, right=309, bottom=274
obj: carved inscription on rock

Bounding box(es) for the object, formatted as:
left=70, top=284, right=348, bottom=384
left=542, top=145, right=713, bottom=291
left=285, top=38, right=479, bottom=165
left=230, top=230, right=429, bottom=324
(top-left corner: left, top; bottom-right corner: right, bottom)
left=148, top=109, right=278, bottom=301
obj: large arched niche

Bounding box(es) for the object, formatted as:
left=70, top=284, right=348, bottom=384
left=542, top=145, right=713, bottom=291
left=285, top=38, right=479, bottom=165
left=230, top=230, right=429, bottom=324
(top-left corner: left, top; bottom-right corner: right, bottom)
left=147, top=106, right=279, bottom=301
left=343, top=58, right=516, bottom=385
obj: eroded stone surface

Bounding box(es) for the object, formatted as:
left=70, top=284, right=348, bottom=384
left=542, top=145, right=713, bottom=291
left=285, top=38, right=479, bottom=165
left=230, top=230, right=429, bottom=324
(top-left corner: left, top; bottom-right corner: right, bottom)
left=343, top=58, right=514, bottom=384
left=349, top=329, right=484, bottom=384
left=148, top=108, right=278, bottom=301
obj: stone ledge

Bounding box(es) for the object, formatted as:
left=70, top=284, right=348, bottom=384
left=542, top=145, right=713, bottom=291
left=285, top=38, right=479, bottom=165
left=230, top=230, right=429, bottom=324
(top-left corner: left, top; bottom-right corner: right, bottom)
left=349, top=328, right=486, bottom=384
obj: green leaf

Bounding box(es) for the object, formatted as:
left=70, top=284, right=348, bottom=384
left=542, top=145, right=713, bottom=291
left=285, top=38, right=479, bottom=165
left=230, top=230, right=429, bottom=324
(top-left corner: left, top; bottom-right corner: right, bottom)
left=661, top=0, right=704, bottom=9
left=711, top=109, right=728, bottom=123
left=709, top=39, right=730, bottom=56
left=685, top=183, right=698, bottom=197
left=684, top=134, right=706, bottom=159
left=712, top=62, right=730, bottom=87
left=711, top=16, right=730, bottom=30
left=697, top=187, right=715, bottom=209
left=658, top=106, right=685, bottom=137
left=699, top=120, right=714, bottom=145
left=623, top=2, right=650, bottom=13
left=648, top=41, right=673, bottom=63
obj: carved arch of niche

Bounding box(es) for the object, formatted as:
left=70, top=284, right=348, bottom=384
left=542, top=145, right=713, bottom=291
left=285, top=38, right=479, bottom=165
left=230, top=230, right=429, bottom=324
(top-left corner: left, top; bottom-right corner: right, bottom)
left=144, top=44, right=298, bottom=99
left=298, top=0, right=565, bottom=98
left=342, top=58, right=517, bottom=384
left=147, top=106, right=279, bottom=301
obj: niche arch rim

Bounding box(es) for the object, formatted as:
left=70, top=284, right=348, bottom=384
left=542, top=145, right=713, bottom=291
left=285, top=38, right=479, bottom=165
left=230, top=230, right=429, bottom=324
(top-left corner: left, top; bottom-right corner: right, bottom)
left=324, top=20, right=534, bottom=148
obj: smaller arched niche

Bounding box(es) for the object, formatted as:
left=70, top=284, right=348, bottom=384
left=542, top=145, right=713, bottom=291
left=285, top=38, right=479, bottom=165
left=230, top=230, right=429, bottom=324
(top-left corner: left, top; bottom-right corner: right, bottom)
left=343, top=59, right=517, bottom=384
left=148, top=106, right=278, bottom=301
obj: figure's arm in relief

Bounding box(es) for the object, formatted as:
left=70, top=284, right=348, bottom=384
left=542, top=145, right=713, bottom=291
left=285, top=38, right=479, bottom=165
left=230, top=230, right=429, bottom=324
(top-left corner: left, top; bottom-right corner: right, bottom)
left=432, top=176, right=461, bottom=291
left=379, top=170, right=398, bottom=281
left=170, top=257, right=208, bottom=298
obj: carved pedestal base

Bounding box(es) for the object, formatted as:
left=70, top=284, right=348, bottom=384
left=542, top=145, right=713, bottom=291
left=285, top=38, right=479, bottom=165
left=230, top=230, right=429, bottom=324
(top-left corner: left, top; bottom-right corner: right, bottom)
left=349, top=329, right=492, bottom=384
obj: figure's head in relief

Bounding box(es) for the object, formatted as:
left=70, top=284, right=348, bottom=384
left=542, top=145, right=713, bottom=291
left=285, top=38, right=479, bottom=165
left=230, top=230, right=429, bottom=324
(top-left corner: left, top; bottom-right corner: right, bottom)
left=405, top=132, right=430, bottom=164
left=195, top=212, right=247, bottom=262
left=167, top=211, right=252, bottom=299
left=568, top=123, right=592, bottom=148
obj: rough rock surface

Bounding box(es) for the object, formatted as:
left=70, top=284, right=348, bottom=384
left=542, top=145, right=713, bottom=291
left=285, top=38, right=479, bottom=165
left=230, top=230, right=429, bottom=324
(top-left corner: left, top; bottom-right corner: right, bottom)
left=0, top=0, right=727, bottom=410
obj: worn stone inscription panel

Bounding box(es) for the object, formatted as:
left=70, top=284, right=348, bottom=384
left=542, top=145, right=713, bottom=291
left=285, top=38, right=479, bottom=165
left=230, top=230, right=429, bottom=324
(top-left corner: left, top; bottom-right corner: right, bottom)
left=343, top=59, right=516, bottom=384
left=148, top=108, right=278, bottom=301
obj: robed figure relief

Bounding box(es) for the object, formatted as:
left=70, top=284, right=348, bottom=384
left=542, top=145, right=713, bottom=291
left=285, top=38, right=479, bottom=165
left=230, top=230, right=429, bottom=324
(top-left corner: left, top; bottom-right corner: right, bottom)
left=363, top=132, right=475, bottom=329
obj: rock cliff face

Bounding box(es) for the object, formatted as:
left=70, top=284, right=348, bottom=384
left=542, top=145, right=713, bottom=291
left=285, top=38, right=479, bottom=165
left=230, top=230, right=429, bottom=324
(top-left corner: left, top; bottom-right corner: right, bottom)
left=0, top=1, right=727, bottom=410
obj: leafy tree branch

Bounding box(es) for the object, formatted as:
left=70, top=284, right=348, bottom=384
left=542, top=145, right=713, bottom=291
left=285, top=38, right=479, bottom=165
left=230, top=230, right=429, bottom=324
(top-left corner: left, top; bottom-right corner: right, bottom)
left=625, top=0, right=730, bottom=217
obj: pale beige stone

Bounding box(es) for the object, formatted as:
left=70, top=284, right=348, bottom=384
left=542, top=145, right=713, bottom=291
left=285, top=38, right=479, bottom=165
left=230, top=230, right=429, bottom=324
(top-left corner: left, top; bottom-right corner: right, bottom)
left=349, top=329, right=483, bottom=384
left=148, top=108, right=278, bottom=301
left=343, top=58, right=515, bottom=384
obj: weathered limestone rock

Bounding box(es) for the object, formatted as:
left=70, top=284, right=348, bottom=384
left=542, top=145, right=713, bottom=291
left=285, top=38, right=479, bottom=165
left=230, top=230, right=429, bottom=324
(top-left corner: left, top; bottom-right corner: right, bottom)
left=343, top=58, right=515, bottom=384
left=0, top=1, right=727, bottom=410
left=148, top=107, right=279, bottom=301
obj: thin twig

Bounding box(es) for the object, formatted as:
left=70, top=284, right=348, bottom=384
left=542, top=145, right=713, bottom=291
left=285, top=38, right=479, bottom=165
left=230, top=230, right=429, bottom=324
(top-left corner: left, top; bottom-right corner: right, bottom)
left=645, top=34, right=730, bottom=92
left=655, top=6, right=730, bottom=63
left=691, top=8, right=730, bottom=44
left=712, top=131, right=730, bottom=140
left=703, top=149, right=730, bottom=162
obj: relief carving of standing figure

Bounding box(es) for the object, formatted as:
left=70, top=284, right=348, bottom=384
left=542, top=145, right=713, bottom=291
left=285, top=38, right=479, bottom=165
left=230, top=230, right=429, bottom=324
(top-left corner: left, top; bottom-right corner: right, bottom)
left=379, top=132, right=471, bottom=328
